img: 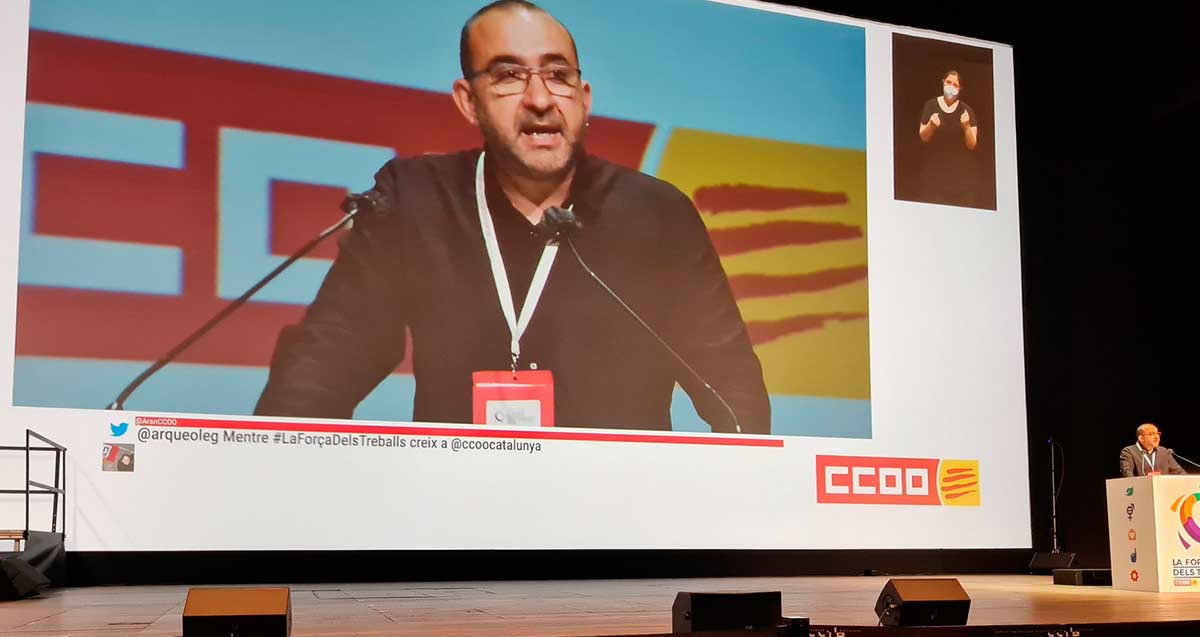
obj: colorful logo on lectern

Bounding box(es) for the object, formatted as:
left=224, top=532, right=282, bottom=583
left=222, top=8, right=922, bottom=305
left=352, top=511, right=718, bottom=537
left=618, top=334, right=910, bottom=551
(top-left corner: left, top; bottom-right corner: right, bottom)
left=1130, top=569, right=1140, bottom=582
left=1126, top=503, right=1136, bottom=521
left=1128, top=529, right=1137, bottom=541
left=1126, top=487, right=1135, bottom=496
left=815, top=456, right=979, bottom=506
left=1169, top=491, right=1200, bottom=549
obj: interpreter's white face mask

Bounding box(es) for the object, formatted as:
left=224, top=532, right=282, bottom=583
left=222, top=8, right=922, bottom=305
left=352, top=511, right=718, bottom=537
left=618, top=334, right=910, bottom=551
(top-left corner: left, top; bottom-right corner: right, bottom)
left=944, top=84, right=959, bottom=100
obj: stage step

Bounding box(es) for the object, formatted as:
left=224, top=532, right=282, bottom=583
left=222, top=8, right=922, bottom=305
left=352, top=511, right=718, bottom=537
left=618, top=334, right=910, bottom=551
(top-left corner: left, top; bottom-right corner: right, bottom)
left=1053, top=568, right=1112, bottom=586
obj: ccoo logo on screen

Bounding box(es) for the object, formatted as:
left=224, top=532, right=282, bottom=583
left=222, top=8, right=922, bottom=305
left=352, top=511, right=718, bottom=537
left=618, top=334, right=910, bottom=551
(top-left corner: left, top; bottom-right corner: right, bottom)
left=815, top=455, right=980, bottom=506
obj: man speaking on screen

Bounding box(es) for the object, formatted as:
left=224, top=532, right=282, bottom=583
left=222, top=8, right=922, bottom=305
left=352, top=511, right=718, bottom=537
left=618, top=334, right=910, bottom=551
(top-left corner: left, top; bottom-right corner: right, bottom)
left=254, top=0, right=770, bottom=433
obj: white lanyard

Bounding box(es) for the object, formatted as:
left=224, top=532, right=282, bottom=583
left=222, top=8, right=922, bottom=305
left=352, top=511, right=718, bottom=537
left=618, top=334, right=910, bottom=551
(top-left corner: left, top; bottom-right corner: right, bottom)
left=474, top=152, right=561, bottom=371
left=1143, top=449, right=1156, bottom=473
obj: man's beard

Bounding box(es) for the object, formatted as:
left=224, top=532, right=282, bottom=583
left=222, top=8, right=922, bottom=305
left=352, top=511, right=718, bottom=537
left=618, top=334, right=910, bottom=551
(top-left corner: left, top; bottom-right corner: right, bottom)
left=478, top=113, right=585, bottom=181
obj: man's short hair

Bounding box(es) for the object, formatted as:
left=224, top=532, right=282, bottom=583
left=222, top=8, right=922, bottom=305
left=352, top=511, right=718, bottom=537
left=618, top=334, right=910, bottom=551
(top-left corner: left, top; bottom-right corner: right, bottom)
left=459, top=0, right=580, bottom=78
left=1138, top=423, right=1159, bottom=436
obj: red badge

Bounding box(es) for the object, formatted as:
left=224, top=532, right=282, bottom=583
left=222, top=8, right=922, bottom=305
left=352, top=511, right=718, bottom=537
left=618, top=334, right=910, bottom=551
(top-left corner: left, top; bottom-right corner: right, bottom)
left=472, top=370, right=554, bottom=427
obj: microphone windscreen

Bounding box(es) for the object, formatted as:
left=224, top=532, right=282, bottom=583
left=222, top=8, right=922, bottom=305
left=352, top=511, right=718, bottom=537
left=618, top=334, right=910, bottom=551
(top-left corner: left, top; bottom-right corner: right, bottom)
left=341, top=190, right=394, bottom=215
left=537, top=206, right=583, bottom=242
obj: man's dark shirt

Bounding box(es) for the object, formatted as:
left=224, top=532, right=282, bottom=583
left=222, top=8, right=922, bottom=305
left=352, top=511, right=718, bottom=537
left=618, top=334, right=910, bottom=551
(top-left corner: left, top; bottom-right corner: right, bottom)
left=255, top=149, right=771, bottom=433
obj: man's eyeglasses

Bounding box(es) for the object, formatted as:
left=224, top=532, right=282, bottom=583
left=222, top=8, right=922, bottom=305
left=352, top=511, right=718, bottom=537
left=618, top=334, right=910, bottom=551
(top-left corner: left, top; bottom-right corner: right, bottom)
left=468, top=63, right=582, bottom=97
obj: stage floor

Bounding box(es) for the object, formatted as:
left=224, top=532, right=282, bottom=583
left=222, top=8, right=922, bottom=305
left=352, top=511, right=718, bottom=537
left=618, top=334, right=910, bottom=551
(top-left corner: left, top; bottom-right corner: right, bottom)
left=3, top=574, right=1200, bottom=636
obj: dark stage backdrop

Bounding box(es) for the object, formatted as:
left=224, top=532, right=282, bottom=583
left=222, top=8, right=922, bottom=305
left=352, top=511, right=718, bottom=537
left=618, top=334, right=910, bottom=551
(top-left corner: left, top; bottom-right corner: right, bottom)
left=794, top=0, right=1199, bottom=568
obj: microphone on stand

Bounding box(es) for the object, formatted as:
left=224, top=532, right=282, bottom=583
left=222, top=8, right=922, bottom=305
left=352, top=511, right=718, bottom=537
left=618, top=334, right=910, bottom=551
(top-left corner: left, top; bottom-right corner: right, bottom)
left=541, top=206, right=744, bottom=434
left=534, top=205, right=584, bottom=243
left=105, top=190, right=393, bottom=410
left=1167, top=448, right=1200, bottom=472
left=340, top=190, right=390, bottom=215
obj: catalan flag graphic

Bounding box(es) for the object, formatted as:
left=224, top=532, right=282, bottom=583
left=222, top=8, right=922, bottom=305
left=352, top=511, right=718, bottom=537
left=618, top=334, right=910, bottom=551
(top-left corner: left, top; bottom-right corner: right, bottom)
left=656, top=129, right=869, bottom=400
left=938, top=460, right=981, bottom=506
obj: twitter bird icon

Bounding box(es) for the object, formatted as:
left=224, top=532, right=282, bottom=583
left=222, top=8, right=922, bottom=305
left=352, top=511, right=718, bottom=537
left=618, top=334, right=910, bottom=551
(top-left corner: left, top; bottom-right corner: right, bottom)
left=110, top=422, right=129, bottom=437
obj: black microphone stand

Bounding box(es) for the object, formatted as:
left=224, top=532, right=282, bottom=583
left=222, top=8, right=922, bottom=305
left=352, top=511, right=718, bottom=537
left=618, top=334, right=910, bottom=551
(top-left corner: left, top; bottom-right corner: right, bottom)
left=1170, top=449, right=1200, bottom=472
left=1030, top=437, right=1074, bottom=573
left=1049, top=437, right=1060, bottom=554
left=538, top=207, right=743, bottom=434
left=106, top=193, right=380, bottom=410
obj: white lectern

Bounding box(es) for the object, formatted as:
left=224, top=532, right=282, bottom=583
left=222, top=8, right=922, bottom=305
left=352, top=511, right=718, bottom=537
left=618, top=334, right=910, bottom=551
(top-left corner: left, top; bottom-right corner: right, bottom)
left=1106, top=475, right=1200, bottom=592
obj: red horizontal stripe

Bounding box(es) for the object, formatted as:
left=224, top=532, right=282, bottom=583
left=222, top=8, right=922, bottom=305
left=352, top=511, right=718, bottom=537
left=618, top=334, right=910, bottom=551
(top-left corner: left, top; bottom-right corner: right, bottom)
left=746, top=312, right=867, bottom=345
left=145, top=417, right=785, bottom=447
left=694, top=184, right=849, bottom=214
left=709, top=221, right=862, bottom=256
left=941, top=473, right=978, bottom=484
left=943, top=488, right=979, bottom=499
left=729, top=266, right=867, bottom=299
